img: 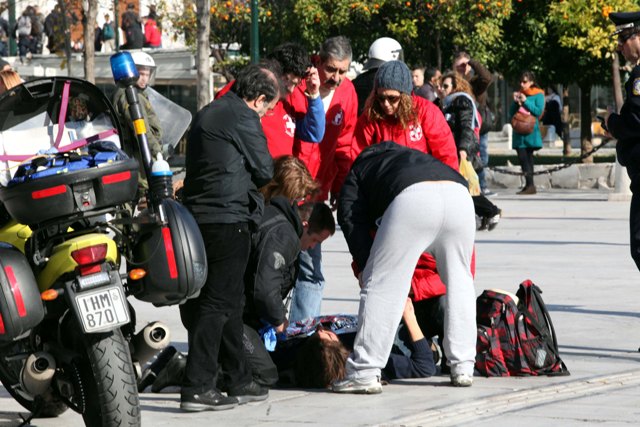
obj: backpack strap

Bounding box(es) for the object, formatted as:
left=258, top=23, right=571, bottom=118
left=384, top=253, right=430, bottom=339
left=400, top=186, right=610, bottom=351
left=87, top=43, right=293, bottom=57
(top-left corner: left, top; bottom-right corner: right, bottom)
left=53, top=80, right=71, bottom=148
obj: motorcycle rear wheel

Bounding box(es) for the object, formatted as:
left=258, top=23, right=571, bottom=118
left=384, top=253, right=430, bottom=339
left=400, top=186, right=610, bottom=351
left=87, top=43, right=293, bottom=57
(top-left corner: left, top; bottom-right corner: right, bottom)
left=80, top=329, right=141, bottom=427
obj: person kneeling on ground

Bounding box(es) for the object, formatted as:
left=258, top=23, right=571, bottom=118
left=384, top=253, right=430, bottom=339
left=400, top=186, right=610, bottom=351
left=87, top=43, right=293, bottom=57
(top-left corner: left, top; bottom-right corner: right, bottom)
left=335, top=141, right=477, bottom=393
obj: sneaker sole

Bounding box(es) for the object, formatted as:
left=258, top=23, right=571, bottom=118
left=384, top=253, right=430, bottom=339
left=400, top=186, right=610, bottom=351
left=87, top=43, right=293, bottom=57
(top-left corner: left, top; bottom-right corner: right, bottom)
left=180, top=401, right=237, bottom=412
left=231, top=394, right=269, bottom=404
left=332, top=385, right=383, bottom=394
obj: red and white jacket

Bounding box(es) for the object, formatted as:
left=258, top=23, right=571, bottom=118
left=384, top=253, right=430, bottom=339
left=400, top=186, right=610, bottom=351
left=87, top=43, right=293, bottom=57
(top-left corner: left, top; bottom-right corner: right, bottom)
left=291, top=79, right=358, bottom=201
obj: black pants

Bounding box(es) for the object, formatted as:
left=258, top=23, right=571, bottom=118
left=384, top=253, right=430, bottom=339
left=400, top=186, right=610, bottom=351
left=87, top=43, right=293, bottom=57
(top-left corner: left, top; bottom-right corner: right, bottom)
left=630, top=191, right=640, bottom=272
left=239, top=325, right=279, bottom=387
left=516, top=147, right=536, bottom=187
left=412, top=296, right=445, bottom=340
left=473, top=194, right=500, bottom=218
left=181, top=222, right=252, bottom=394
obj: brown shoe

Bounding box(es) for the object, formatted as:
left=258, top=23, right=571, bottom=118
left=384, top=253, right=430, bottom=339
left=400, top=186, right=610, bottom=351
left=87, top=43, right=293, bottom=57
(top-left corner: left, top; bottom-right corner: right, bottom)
left=517, top=186, right=537, bottom=195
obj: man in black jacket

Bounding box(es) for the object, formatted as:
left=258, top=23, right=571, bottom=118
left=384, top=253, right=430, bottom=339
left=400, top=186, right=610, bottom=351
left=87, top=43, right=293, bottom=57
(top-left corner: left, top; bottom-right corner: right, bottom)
left=180, top=63, right=278, bottom=412
left=242, top=197, right=334, bottom=386
left=334, top=142, right=477, bottom=393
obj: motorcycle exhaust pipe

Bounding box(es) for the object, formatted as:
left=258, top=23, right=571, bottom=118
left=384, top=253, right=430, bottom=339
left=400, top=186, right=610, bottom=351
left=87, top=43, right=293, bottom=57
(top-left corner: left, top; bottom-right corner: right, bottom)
left=20, top=352, right=56, bottom=396
left=131, top=321, right=171, bottom=368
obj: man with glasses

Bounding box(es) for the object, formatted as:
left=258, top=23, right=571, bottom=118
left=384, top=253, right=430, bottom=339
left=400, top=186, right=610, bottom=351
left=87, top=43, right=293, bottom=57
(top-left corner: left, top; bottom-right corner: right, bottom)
left=607, top=12, right=640, bottom=272
left=216, top=43, right=325, bottom=158
left=289, top=35, right=359, bottom=322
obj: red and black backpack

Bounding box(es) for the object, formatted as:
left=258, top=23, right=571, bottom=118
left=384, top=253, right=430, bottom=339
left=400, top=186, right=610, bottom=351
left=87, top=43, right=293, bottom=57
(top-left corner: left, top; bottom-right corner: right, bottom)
left=475, top=280, right=569, bottom=377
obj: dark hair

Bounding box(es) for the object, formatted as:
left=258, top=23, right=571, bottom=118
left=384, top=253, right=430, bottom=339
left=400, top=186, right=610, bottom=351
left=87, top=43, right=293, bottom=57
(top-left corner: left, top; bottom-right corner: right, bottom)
left=306, top=203, right=335, bottom=235
left=293, top=333, right=349, bottom=388
left=424, top=66, right=440, bottom=82
left=319, top=36, right=352, bottom=63
left=268, top=43, right=309, bottom=78
left=520, top=70, right=540, bottom=89
left=233, top=62, right=280, bottom=103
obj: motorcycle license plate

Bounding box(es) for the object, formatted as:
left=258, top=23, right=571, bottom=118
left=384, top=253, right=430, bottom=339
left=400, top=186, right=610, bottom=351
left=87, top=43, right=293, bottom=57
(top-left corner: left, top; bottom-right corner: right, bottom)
left=75, top=286, right=130, bottom=333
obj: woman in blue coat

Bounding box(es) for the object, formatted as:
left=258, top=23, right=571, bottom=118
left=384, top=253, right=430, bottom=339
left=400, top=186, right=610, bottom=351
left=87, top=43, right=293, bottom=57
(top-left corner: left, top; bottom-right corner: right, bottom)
left=509, top=71, right=545, bottom=195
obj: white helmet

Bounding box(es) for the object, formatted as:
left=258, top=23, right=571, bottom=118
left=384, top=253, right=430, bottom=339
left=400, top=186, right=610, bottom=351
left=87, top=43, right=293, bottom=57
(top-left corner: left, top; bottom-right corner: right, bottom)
left=364, top=37, right=404, bottom=70
left=130, top=51, right=156, bottom=69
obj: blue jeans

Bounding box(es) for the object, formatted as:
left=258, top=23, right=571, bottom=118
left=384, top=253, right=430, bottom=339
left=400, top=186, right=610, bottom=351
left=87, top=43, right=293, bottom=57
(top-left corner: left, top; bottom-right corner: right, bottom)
left=478, top=133, right=489, bottom=191
left=289, top=243, right=324, bottom=322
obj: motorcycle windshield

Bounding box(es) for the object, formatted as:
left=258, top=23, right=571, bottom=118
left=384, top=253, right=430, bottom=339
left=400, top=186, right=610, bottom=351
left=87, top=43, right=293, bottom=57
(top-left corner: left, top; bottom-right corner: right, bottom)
left=0, top=77, right=125, bottom=186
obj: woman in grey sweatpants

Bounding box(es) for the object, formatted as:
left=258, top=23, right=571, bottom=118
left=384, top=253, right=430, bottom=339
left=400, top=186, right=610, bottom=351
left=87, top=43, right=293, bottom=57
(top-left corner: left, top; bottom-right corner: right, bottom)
left=336, top=141, right=476, bottom=392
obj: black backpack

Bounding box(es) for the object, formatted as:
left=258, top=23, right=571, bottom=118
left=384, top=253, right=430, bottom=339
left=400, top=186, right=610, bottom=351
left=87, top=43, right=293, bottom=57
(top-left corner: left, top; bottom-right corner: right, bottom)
left=475, top=280, right=570, bottom=377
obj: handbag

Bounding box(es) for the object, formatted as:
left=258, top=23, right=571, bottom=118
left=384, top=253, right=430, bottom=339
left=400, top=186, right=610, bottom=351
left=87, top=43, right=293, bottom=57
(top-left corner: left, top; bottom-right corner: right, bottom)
left=511, top=110, right=536, bottom=135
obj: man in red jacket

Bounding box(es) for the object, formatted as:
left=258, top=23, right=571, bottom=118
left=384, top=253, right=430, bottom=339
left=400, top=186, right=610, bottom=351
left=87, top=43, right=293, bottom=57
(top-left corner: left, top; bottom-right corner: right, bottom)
left=216, top=43, right=325, bottom=158
left=288, top=35, right=359, bottom=322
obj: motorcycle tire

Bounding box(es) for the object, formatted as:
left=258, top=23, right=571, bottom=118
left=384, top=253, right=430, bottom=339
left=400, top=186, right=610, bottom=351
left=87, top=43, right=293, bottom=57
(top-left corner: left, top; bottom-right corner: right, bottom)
left=80, top=329, right=141, bottom=427
left=0, top=343, right=68, bottom=418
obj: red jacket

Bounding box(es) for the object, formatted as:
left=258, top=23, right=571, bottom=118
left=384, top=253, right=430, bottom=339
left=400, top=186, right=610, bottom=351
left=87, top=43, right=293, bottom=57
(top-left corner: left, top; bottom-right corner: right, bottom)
left=216, top=82, right=317, bottom=158
left=292, top=79, right=358, bottom=200
left=144, top=18, right=161, bottom=47
left=352, top=95, right=459, bottom=171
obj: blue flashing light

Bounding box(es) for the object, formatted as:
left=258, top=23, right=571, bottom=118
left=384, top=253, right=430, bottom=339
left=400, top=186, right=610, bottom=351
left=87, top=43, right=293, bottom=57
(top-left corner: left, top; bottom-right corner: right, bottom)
left=110, top=52, right=139, bottom=86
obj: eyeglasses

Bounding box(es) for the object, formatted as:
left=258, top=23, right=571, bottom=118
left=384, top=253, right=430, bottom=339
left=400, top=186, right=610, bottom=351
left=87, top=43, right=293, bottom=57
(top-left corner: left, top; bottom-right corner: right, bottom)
left=618, top=32, right=638, bottom=44
left=376, top=94, right=401, bottom=104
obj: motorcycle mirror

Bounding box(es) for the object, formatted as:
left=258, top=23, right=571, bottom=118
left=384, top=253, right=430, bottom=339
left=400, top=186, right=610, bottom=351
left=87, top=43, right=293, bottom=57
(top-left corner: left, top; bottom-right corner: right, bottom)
left=110, top=52, right=140, bottom=87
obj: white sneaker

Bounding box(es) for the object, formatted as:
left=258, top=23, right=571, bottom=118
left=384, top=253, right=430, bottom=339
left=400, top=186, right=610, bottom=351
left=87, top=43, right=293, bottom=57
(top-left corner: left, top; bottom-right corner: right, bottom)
left=450, top=373, right=473, bottom=387
left=331, top=376, right=382, bottom=394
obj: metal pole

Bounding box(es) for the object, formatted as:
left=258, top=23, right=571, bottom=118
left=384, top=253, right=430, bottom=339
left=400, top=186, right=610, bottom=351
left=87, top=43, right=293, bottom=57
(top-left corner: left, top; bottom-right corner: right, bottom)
left=114, top=0, right=120, bottom=51
left=250, top=0, right=259, bottom=63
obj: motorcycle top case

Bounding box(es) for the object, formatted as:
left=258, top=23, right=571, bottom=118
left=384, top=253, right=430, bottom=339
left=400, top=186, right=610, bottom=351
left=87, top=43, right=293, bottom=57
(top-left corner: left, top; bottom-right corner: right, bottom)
left=0, top=77, right=137, bottom=226
left=0, top=243, right=45, bottom=342
left=129, top=199, right=207, bottom=306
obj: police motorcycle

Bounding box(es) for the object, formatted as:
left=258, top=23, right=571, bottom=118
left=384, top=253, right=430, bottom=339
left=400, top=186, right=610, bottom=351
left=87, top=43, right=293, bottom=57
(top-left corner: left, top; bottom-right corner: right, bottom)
left=0, top=52, right=206, bottom=426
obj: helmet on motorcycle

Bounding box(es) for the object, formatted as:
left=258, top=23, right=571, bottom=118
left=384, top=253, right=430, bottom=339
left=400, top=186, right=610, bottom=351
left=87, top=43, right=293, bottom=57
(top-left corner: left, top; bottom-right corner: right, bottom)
left=130, top=51, right=156, bottom=87
left=363, top=37, right=404, bottom=70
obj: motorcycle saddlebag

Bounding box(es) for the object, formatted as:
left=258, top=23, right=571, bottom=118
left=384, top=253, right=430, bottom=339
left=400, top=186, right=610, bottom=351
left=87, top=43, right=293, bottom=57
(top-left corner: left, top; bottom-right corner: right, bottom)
left=129, top=199, right=207, bottom=306
left=0, top=243, right=44, bottom=342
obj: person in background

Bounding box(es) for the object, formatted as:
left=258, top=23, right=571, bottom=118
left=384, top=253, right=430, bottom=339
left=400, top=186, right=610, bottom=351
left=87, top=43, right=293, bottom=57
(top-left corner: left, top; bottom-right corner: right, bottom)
left=101, top=14, right=116, bottom=53
left=411, top=66, right=424, bottom=89
left=179, top=63, right=278, bottom=412
left=509, top=70, right=544, bottom=195
left=143, top=5, right=162, bottom=48
left=352, top=37, right=403, bottom=115
left=438, top=71, right=501, bottom=230
left=454, top=51, right=495, bottom=196
left=0, top=15, right=8, bottom=57
left=288, top=35, right=358, bottom=323
left=607, top=11, right=640, bottom=272
left=414, top=66, right=441, bottom=103
left=335, top=142, right=476, bottom=393
left=120, top=3, right=143, bottom=50
left=94, top=22, right=102, bottom=53
left=542, top=86, right=564, bottom=141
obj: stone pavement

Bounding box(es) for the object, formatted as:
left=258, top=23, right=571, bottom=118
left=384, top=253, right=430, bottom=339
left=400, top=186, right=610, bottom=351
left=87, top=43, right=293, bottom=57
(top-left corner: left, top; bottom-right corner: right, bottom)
left=2, top=188, right=640, bottom=426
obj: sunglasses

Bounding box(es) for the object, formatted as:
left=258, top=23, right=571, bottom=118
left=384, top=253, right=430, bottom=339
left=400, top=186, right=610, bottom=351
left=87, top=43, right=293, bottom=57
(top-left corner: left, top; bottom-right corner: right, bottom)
left=442, top=83, right=452, bottom=90
left=376, top=94, right=401, bottom=104
left=618, top=32, right=638, bottom=44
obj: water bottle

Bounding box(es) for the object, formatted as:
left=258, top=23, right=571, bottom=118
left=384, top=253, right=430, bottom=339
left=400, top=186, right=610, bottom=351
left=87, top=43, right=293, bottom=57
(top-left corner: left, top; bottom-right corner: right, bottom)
left=150, top=153, right=173, bottom=201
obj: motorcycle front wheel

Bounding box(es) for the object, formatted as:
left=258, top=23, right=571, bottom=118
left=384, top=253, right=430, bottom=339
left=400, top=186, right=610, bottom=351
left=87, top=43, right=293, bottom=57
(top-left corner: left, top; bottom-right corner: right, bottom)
left=80, top=328, right=141, bottom=427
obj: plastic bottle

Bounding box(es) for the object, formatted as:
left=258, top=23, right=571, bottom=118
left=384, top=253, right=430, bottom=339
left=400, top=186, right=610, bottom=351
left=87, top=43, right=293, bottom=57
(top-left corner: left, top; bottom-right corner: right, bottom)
left=150, top=153, right=173, bottom=200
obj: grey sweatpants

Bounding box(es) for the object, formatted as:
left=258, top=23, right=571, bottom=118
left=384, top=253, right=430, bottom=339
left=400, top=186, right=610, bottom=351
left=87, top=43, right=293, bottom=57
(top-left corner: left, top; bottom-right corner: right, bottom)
left=345, top=181, right=477, bottom=379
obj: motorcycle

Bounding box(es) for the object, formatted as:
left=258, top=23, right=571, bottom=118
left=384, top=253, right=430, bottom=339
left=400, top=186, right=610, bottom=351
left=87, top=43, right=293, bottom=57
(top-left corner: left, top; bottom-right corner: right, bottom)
left=0, top=53, right=206, bottom=426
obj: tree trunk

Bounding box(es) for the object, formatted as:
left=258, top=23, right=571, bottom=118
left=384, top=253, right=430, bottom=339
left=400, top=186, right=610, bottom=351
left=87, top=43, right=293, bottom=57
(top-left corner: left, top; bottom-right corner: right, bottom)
left=83, top=0, right=97, bottom=83
left=612, top=54, right=623, bottom=113
left=579, top=83, right=593, bottom=163
left=195, top=0, right=211, bottom=110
